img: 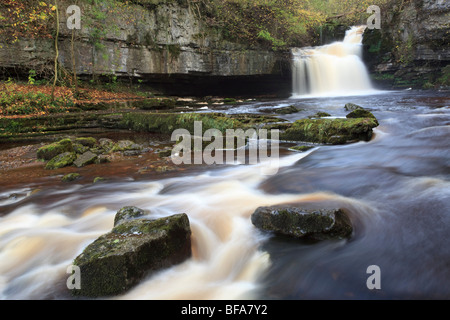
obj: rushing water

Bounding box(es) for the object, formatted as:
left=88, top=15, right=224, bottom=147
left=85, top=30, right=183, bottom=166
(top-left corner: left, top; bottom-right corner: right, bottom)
left=291, top=25, right=375, bottom=97
left=0, top=89, right=449, bottom=300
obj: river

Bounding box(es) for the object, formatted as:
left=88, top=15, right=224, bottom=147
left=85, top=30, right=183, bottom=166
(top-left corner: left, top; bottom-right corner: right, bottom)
left=0, top=88, right=448, bottom=300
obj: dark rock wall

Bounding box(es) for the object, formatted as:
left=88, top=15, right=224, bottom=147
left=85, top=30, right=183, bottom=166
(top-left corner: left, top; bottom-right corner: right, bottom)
left=362, top=0, right=450, bottom=88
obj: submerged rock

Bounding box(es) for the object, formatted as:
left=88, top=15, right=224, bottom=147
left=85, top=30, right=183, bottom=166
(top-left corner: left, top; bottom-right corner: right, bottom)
left=61, top=172, right=81, bottom=182
left=93, top=176, right=106, bottom=184
left=71, top=212, right=192, bottom=297
left=251, top=205, right=352, bottom=240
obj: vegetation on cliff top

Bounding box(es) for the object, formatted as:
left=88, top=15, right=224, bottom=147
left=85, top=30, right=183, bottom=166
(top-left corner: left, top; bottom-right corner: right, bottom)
left=199, top=0, right=390, bottom=49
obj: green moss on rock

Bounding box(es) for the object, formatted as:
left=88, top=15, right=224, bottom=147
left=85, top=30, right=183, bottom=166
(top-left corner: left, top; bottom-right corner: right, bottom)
left=37, top=138, right=74, bottom=160
left=75, top=137, right=97, bottom=148
left=111, top=140, right=142, bottom=152
left=289, top=145, right=315, bottom=152
left=344, top=103, right=363, bottom=111
left=61, top=173, right=81, bottom=182
left=45, top=152, right=77, bottom=170
left=251, top=205, right=352, bottom=240
left=346, top=109, right=378, bottom=122
left=71, top=212, right=192, bottom=297
left=114, top=206, right=148, bottom=227
left=308, top=111, right=331, bottom=118
left=93, top=176, right=106, bottom=184
left=119, top=112, right=281, bottom=135
left=274, top=105, right=299, bottom=114
left=280, top=118, right=379, bottom=144
left=136, top=98, right=177, bottom=110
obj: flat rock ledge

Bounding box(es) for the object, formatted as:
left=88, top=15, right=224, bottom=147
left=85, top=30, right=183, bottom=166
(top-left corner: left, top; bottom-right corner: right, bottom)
left=71, top=208, right=191, bottom=297
left=251, top=205, right=353, bottom=240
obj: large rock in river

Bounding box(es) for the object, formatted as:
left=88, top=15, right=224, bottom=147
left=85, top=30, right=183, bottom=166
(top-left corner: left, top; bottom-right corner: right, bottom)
left=251, top=205, right=352, bottom=240
left=280, top=117, right=379, bottom=144
left=36, top=138, right=73, bottom=161
left=71, top=211, right=192, bottom=297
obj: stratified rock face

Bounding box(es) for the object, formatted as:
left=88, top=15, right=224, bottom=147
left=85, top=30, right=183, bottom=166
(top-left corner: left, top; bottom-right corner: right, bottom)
left=251, top=206, right=353, bottom=240
left=72, top=212, right=192, bottom=297
left=363, top=0, right=450, bottom=87
left=0, top=0, right=290, bottom=96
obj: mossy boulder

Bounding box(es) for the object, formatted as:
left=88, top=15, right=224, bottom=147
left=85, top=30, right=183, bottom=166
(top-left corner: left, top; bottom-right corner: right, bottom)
left=251, top=205, right=352, bottom=240
left=308, top=111, right=331, bottom=118
left=45, top=152, right=77, bottom=170
left=73, top=143, right=89, bottom=154
left=344, top=103, right=363, bottom=111
left=136, top=98, right=177, bottom=110
left=289, top=145, right=315, bottom=152
left=74, top=137, right=97, bottom=148
left=274, top=105, right=299, bottom=114
left=98, top=138, right=115, bottom=152
left=223, top=98, right=237, bottom=105
left=71, top=212, right=192, bottom=297
left=280, top=118, right=379, bottom=144
left=111, top=140, right=142, bottom=152
left=37, top=139, right=74, bottom=161
left=119, top=112, right=281, bottom=136
left=114, top=206, right=148, bottom=227
left=61, top=173, right=81, bottom=182
left=93, top=176, right=106, bottom=184
left=346, top=109, right=378, bottom=123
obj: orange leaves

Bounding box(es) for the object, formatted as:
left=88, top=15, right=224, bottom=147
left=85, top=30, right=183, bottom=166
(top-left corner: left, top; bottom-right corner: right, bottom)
left=0, top=81, right=143, bottom=118
left=0, top=0, right=54, bottom=43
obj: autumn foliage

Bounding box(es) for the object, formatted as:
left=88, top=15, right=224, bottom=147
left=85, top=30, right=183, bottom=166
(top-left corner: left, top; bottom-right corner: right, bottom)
left=0, top=81, right=143, bottom=117
left=200, top=0, right=389, bottom=49
left=0, top=0, right=56, bottom=43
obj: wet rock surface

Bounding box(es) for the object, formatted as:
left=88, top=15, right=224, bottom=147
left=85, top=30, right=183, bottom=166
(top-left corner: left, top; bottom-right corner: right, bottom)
left=72, top=210, right=192, bottom=297
left=251, top=205, right=353, bottom=240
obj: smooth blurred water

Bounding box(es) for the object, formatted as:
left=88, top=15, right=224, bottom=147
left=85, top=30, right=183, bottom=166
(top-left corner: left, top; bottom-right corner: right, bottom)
left=0, top=89, right=449, bottom=300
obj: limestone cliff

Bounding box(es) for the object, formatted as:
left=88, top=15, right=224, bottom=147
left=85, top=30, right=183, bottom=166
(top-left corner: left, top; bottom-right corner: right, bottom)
left=362, top=0, right=450, bottom=89
left=0, top=0, right=291, bottom=96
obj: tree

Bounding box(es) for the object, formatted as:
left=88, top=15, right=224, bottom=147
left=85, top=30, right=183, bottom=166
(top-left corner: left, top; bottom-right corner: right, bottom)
left=51, top=0, right=59, bottom=101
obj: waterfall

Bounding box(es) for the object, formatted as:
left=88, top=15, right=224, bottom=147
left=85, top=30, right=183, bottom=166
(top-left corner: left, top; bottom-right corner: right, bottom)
left=291, top=25, right=375, bottom=97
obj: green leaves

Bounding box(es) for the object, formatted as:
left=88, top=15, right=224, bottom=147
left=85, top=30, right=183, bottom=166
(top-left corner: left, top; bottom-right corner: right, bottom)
left=204, top=0, right=326, bottom=49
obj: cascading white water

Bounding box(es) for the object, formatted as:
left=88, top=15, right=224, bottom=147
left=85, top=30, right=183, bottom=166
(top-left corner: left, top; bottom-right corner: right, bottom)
left=292, top=25, right=375, bottom=97
left=0, top=150, right=324, bottom=300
